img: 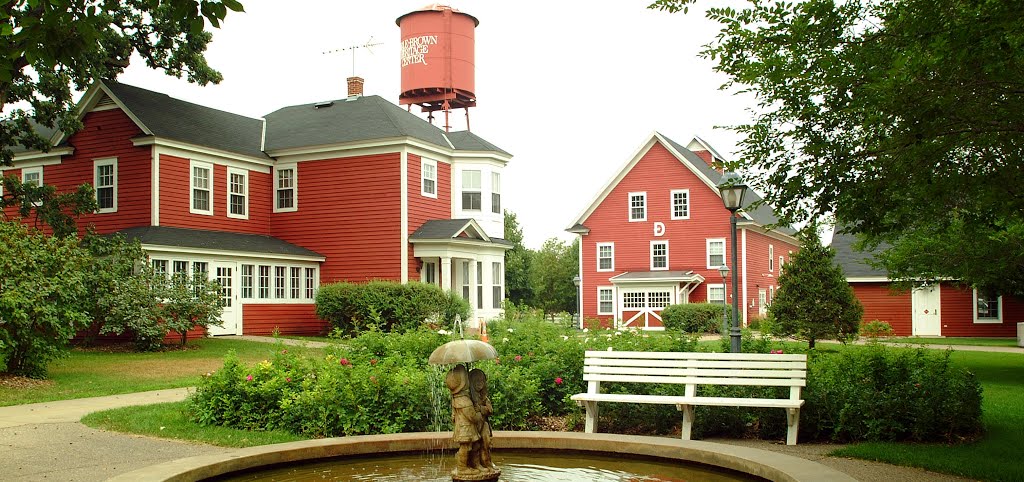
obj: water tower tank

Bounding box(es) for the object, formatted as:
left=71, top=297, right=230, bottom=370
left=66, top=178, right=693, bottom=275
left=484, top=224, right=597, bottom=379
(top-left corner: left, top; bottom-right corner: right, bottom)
left=396, top=4, right=478, bottom=113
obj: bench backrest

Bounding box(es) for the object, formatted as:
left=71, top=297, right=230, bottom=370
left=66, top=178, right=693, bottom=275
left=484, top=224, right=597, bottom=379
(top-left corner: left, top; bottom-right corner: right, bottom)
left=583, top=350, right=807, bottom=398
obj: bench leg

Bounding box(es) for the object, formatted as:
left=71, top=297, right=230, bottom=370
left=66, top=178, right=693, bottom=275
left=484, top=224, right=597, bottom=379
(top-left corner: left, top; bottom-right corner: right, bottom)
left=786, top=408, right=800, bottom=445
left=584, top=401, right=599, bottom=433
left=677, top=404, right=694, bottom=440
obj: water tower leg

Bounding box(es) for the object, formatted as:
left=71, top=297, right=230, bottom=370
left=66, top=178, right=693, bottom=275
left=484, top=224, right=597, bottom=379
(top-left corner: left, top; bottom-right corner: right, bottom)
left=465, top=108, right=470, bottom=131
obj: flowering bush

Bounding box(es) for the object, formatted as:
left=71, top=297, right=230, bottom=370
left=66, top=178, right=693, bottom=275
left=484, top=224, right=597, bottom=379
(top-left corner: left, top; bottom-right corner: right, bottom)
left=860, top=319, right=895, bottom=339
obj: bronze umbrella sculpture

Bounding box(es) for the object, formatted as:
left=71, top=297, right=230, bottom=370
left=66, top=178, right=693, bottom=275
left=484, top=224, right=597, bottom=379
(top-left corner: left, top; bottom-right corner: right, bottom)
left=429, top=340, right=501, bottom=482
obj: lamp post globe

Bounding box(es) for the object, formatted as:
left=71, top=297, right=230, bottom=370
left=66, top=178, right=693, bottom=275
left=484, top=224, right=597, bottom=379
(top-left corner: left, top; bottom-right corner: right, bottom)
left=717, top=172, right=748, bottom=353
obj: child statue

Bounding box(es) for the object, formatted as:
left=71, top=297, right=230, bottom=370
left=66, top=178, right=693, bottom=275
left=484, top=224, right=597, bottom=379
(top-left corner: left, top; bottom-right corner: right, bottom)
left=446, top=365, right=483, bottom=478
left=469, top=368, right=496, bottom=472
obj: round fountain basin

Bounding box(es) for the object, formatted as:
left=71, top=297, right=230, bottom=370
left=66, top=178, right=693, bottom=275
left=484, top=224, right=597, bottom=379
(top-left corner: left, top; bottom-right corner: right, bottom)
left=107, top=432, right=857, bottom=482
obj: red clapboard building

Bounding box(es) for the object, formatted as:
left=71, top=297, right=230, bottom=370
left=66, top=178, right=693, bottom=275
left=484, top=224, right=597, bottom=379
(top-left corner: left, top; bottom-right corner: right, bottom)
left=832, top=231, right=1021, bottom=337
left=567, top=132, right=799, bottom=329
left=1, top=79, right=511, bottom=336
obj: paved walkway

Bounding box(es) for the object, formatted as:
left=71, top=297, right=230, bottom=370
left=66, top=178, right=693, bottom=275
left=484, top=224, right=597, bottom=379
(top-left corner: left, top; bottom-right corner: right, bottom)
left=2, top=337, right=1015, bottom=481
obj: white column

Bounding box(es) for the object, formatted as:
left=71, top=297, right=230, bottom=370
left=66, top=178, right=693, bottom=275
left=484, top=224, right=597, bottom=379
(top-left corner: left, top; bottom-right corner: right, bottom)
left=441, top=256, right=452, bottom=292
left=468, top=258, right=478, bottom=318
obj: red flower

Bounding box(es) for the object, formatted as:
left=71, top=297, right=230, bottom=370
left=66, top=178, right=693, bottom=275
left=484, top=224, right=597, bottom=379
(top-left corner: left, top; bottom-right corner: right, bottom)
left=246, top=375, right=253, bottom=381
left=514, top=355, right=522, bottom=362
left=340, top=358, right=351, bottom=366
left=370, top=358, right=378, bottom=365
left=285, top=377, right=291, bottom=382
left=555, top=377, right=563, bottom=385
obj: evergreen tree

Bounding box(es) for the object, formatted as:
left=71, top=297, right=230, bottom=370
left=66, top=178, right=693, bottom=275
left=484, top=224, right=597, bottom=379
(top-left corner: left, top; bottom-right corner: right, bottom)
left=770, top=231, right=862, bottom=348
left=503, top=210, right=532, bottom=306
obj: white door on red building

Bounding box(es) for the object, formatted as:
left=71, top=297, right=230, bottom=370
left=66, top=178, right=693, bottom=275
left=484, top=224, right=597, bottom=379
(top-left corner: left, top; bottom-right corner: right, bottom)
left=912, top=285, right=941, bottom=336
left=208, top=262, right=239, bottom=336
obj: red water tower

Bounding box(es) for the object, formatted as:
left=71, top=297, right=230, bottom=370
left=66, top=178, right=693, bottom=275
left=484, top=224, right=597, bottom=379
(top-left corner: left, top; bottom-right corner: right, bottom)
left=396, top=4, right=478, bottom=131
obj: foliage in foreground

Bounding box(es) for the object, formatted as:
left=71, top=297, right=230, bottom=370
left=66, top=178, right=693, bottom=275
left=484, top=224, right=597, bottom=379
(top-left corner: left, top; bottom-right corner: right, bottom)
left=189, top=319, right=981, bottom=444
left=315, top=281, right=469, bottom=335
left=661, top=303, right=729, bottom=334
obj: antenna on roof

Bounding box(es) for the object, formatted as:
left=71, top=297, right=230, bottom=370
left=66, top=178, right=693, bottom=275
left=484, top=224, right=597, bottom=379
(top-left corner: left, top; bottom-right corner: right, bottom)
left=323, top=36, right=384, bottom=76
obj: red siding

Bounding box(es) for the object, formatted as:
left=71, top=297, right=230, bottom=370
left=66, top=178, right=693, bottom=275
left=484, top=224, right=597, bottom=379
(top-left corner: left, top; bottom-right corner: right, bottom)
left=242, top=304, right=326, bottom=335
left=406, top=154, right=452, bottom=280
left=580, top=142, right=735, bottom=324
left=940, top=284, right=1021, bottom=337
left=743, top=230, right=798, bottom=325
left=4, top=109, right=151, bottom=233
left=158, top=154, right=270, bottom=234
left=271, top=153, right=403, bottom=282
left=852, top=283, right=913, bottom=335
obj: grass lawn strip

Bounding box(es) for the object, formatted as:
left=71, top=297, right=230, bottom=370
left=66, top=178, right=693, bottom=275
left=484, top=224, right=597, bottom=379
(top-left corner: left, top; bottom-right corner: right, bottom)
left=881, top=337, right=1019, bottom=347
left=0, top=338, right=323, bottom=407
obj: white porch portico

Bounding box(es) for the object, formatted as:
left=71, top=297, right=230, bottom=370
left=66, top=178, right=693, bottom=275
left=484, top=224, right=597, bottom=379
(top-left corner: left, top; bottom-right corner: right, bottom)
left=608, top=270, right=705, bottom=329
left=410, top=219, right=511, bottom=324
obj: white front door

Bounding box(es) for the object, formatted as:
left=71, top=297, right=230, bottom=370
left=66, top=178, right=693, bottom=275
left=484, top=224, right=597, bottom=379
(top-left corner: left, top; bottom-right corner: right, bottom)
left=912, top=285, right=941, bottom=336
left=208, top=262, right=239, bottom=335
left=758, top=289, right=767, bottom=316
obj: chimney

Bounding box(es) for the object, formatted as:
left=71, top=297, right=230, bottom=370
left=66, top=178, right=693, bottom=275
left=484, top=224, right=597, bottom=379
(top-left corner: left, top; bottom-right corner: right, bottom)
left=347, top=76, right=364, bottom=99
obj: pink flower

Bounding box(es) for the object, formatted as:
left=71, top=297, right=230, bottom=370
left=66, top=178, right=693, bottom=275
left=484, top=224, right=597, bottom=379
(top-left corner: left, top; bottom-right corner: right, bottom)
left=281, top=349, right=287, bottom=354
left=246, top=375, right=253, bottom=381
left=514, top=355, right=522, bottom=362
left=286, top=377, right=291, bottom=382
left=339, top=358, right=351, bottom=366
left=770, top=349, right=784, bottom=355
left=555, top=377, right=563, bottom=385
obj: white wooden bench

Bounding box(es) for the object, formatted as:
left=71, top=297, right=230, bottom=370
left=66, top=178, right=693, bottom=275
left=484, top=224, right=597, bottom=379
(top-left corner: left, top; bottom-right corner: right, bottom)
left=571, top=350, right=807, bottom=445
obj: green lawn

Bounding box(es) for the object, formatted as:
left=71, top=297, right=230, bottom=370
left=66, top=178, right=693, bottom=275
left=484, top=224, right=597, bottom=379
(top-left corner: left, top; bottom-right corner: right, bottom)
left=831, top=351, right=1024, bottom=482
left=0, top=338, right=323, bottom=407
left=881, top=337, right=1019, bottom=347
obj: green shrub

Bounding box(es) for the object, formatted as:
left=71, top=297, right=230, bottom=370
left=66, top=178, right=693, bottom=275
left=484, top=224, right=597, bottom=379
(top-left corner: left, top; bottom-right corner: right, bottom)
left=316, top=281, right=467, bottom=334
left=860, top=319, right=894, bottom=339
left=661, top=303, right=729, bottom=334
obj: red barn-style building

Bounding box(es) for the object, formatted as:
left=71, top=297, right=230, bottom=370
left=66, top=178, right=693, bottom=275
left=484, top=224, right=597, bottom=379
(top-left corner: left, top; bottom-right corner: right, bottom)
left=567, top=132, right=799, bottom=329
left=1, top=80, right=511, bottom=336
left=832, top=231, right=1021, bottom=337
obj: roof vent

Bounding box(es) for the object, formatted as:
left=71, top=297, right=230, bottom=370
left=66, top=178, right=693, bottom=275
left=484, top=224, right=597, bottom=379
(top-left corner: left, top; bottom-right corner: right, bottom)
left=314, top=101, right=334, bottom=109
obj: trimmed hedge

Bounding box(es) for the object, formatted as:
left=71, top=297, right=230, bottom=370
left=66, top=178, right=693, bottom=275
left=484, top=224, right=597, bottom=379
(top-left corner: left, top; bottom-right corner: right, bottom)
left=315, top=281, right=469, bottom=334
left=661, top=303, right=729, bottom=334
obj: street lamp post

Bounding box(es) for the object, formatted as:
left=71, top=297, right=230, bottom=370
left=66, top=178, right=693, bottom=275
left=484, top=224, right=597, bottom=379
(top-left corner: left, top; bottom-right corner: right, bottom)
left=572, top=275, right=582, bottom=328
left=717, top=264, right=730, bottom=334
left=718, top=172, right=748, bottom=353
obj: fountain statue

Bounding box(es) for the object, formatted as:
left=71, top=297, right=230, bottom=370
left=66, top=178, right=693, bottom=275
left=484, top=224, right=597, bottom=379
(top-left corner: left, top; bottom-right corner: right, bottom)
left=430, top=340, right=501, bottom=482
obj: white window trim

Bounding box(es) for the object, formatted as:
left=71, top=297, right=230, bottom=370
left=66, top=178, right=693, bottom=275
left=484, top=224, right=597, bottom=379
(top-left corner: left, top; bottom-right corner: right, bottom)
left=706, top=238, right=726, bottom=269
left=628, top=191, right=647, bottom=222
left=461, top=169, right=482, bottom=211
left=597, top=286, right=615, bottom=315
left=22, top=166, right=43, bottom=207
left=189, top=160, right=214, bottom=216
left=650, top=240, right=669, bottom=271
left=768, top=244, right=775, bottom=272
left=421, top=158, right=437, bottom=198
left=491, top=171, right=501, bottom=214
left=93, top=158, right=117, bottom=213
left=707, top=283, right=726, bottom=304
left=226, top=167, right=248, bottom=220
left=596, top=242, right=615, bottom=272
left=779, top=256, right=785, bottom=274
left=273, top=164, right=298, bottom=213
left=670, top=189, right=690, bottom=220
left=972, top=289, right=1003, bottom=324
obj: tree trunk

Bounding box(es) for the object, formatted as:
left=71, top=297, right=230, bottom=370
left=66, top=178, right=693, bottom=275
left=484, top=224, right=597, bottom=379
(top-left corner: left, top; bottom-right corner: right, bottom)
left=808, top=337, right=816, bottom=349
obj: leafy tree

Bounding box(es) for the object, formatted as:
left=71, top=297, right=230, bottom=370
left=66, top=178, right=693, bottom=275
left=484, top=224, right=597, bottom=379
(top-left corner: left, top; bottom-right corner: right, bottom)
left=528, top=237, right=578, bottom=319
left=503, top=210, right=532, bottom=306
left=769, top=231, right=862, bottom=348
left=1, top=175, right=98, bottom=237
left=161, top=272, right=223, bottom=347
left=0, top=221, right=91, bottom=377
left=78, top=232, right=149, bottom=342
left=0, top=0, right=244, bottom=166
left=649, top=0, right=1024, bottom=294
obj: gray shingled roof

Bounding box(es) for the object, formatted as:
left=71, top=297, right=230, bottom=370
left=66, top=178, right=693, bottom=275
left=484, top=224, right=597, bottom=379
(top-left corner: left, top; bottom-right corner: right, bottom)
left=103, top=81, right=268, bottom=159
left=609, top=270, right=702, bottom=281
left=263, top=95, right=510, bottom=156
left=662, top=133, right=796, bottom=236
left=116, top=226, right=324, bottom=259
left=410, top=219, right=513, bottom=247
left=830, top=230, right=888, bottom=278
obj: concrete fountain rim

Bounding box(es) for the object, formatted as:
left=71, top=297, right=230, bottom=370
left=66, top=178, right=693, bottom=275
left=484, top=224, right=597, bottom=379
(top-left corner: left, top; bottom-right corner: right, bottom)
left=105, top=431, right=857, bottom=482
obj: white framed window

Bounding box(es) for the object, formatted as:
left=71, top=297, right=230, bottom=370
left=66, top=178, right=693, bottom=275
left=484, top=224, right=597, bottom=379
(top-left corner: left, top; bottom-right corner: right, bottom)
left=768, top=285, right=774, bottom=306
left=22, top=166, right=42, bottom=207
left=707, top=284, right=726, bottom=304
left=779, top=256, right=785, bottom=275
left=476, top=262, right=484, bottom=309
left=241, top=264, right=254, bottom=299
left=973, top=289, right=1002, bottom=323
left=492, top=262, right=503, bottom=309
left=189, top=160, right=213, bottom=215
left=151, top=259, right=168, bottom=277
left=707, top=238, right=726, bottom=269
left=462, top=170, right=481, bottom=210
left=258, top=265, right=271, bottom=299
left=305, top=268, right=317, bottom=299
left=768, top=244, right=775, bottom=272
left=597, top=287, right=614, bottom=315
left=274, top=165, right=297, bottom=212
left=94, top=158, right=117, bottom=213
left=290, top=267, right=301, bottom=299
left=226, top=167, right=248, bottom=219
left=649, top=291, right=672, bottom=309
left=461, top=261, right=471, bottom=300
left=670, top=189, right=689, bottom=220
left=423, top=261, right=437, bottom=284
left=421, top=158, right=437, bottom=198
left=274, top=266, right=287, bottom=299
left=650, top=241, right=668, bottom=271
left=628, top=192, right=647, bottom=221
left=596, top=243, right=614, bottom=272
left=491, top=172, right=501, bottom=214
left=623, top=292, right=646, bottom=309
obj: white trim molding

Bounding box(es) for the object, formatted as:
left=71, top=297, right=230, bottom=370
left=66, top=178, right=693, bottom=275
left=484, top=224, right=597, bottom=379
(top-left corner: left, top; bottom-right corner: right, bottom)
left=273, top=163, right=298, bottom=213
left=421, top=157, right=438, bottom=198
left=706, top=238, right=725, bottom=269
left=628, top=191, right=647, bottom=222
left=670, top=189, right=690, bottom=220
left=226, top=166, right=249, bottom=220
left=650, top=240, right=669, bottom=271
left=972, top=289, right=1003, bottom=324
left=596, top=242, right=615, bottom=272
left=189, top=159, right=214, bottom=216
left=597, top=286, right=615, bottom=315
left=93, top=157, right=118, bottom=213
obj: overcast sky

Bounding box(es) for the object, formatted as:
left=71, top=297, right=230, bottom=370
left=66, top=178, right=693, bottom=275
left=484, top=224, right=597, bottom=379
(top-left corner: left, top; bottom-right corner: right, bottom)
left=118, top=1, right=756, bottom=249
